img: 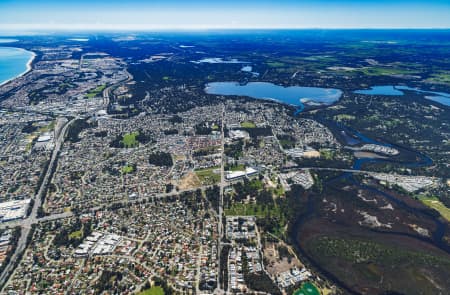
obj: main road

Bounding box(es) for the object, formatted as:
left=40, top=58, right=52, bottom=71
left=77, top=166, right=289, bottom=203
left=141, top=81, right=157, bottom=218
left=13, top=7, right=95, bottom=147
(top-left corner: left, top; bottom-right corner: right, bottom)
left=102, top=68, right=133, bottom=108
left=0, top=66, right=133, bottom=289
left=215, top=104, right=226, bottom=294
left=0, top=116, right=77, bottom=288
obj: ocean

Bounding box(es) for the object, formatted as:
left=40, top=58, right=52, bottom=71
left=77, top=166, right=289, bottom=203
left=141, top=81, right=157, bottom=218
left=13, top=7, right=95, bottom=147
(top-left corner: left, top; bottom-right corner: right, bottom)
left=0, top=47, right=35, bottom=86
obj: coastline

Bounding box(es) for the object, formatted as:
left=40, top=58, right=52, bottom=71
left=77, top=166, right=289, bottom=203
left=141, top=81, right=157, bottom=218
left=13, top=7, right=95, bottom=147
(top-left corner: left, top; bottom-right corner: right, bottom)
left=0, top=47, right=36, bottom=88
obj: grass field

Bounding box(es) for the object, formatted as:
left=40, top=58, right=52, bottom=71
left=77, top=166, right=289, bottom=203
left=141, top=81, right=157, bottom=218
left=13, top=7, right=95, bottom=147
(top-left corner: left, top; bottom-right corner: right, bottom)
left=121, top=132, right=139, bottom=148
left=38, top=121, right=56, bottom=132
left=68, top=229, right=83, bottom=239
left=195, top=166, right=220, bottom=185
left=426, top=72, right=450, bottom=84
left=225, top=202, right=284, bottom=224
left=240, top=121, right=256, bottom=128
left=319, top=149, right=334, bottom=160
left=85, top=84, right=106, bottom=98
left=359, top=67, right=416, bottom=76
left=274, top=185, right=285, bottom=197
left=249, top=179, right=263, bottom=190
left=138, top=286, right=164, bottom=295
left=294, top=282, right=320, bottom=295
left=419, top=196, right=450, bottom=222
left=227, top=164, right=245, bottom=172
left=225, top=203, right=268, bottom=217
left=121, top=165, right=135, bottom=174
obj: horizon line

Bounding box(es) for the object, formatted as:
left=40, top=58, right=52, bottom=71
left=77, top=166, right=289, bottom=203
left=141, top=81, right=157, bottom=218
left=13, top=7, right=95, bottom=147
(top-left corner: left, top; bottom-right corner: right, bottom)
left=1, top=24, right=450, bottom=32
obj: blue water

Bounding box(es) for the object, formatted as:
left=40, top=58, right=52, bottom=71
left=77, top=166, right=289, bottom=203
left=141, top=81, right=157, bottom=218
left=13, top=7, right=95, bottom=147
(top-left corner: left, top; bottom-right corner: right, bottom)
left=354, top=85, right=450, bottom=106
left=396, top=86, right=450, bottom=106
left=425, top=96, right=450, bottom=106
left=354, top=85, right=403, bottom=96
left=205, top=82, right=342, bottom=112
left=0, top=47, right=34, bottom=86
left=192, top=57, right=248, bottom=64
left=0, top=39, right=18, bottom=44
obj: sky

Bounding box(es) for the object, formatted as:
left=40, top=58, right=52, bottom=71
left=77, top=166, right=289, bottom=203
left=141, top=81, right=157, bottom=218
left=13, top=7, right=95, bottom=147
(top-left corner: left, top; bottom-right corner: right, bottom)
left=1, top=0, right=450, bottom=31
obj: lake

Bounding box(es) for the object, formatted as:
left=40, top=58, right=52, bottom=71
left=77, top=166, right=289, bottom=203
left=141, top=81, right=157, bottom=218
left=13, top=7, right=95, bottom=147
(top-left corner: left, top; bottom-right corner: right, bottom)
left=205, top=82, right=342, bottom=112
left=191, top=57, right=248, bottom=64
left=0, top=47, right=35, bottom=86
left=354, top=85, right=450, bottom=106
left=354, top=85, right=403, bottom=96
left=397, top=86, right=450, bottom=106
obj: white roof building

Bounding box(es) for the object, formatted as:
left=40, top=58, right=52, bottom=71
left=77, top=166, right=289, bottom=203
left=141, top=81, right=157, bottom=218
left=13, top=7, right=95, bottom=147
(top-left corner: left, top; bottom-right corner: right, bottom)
left=226, top=167, right=258, bottom=180
left=0, top=199, right=31, bottom=222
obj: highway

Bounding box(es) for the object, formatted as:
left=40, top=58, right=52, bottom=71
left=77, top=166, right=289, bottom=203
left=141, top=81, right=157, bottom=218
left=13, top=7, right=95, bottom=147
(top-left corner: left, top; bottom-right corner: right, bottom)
left=0, top=66, right=134, bottom=289
left=281, top=166, right=378, bottom=175
left=215, top=104, right=226, bottom=294
left=102, top=68, right=133, bottom=109
left=0, top=116, right=76, bottom=288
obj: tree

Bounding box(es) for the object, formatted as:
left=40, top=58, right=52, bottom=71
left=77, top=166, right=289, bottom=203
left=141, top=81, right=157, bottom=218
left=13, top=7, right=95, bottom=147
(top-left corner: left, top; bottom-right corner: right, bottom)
left=149, top=152, right=173, bottom=167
